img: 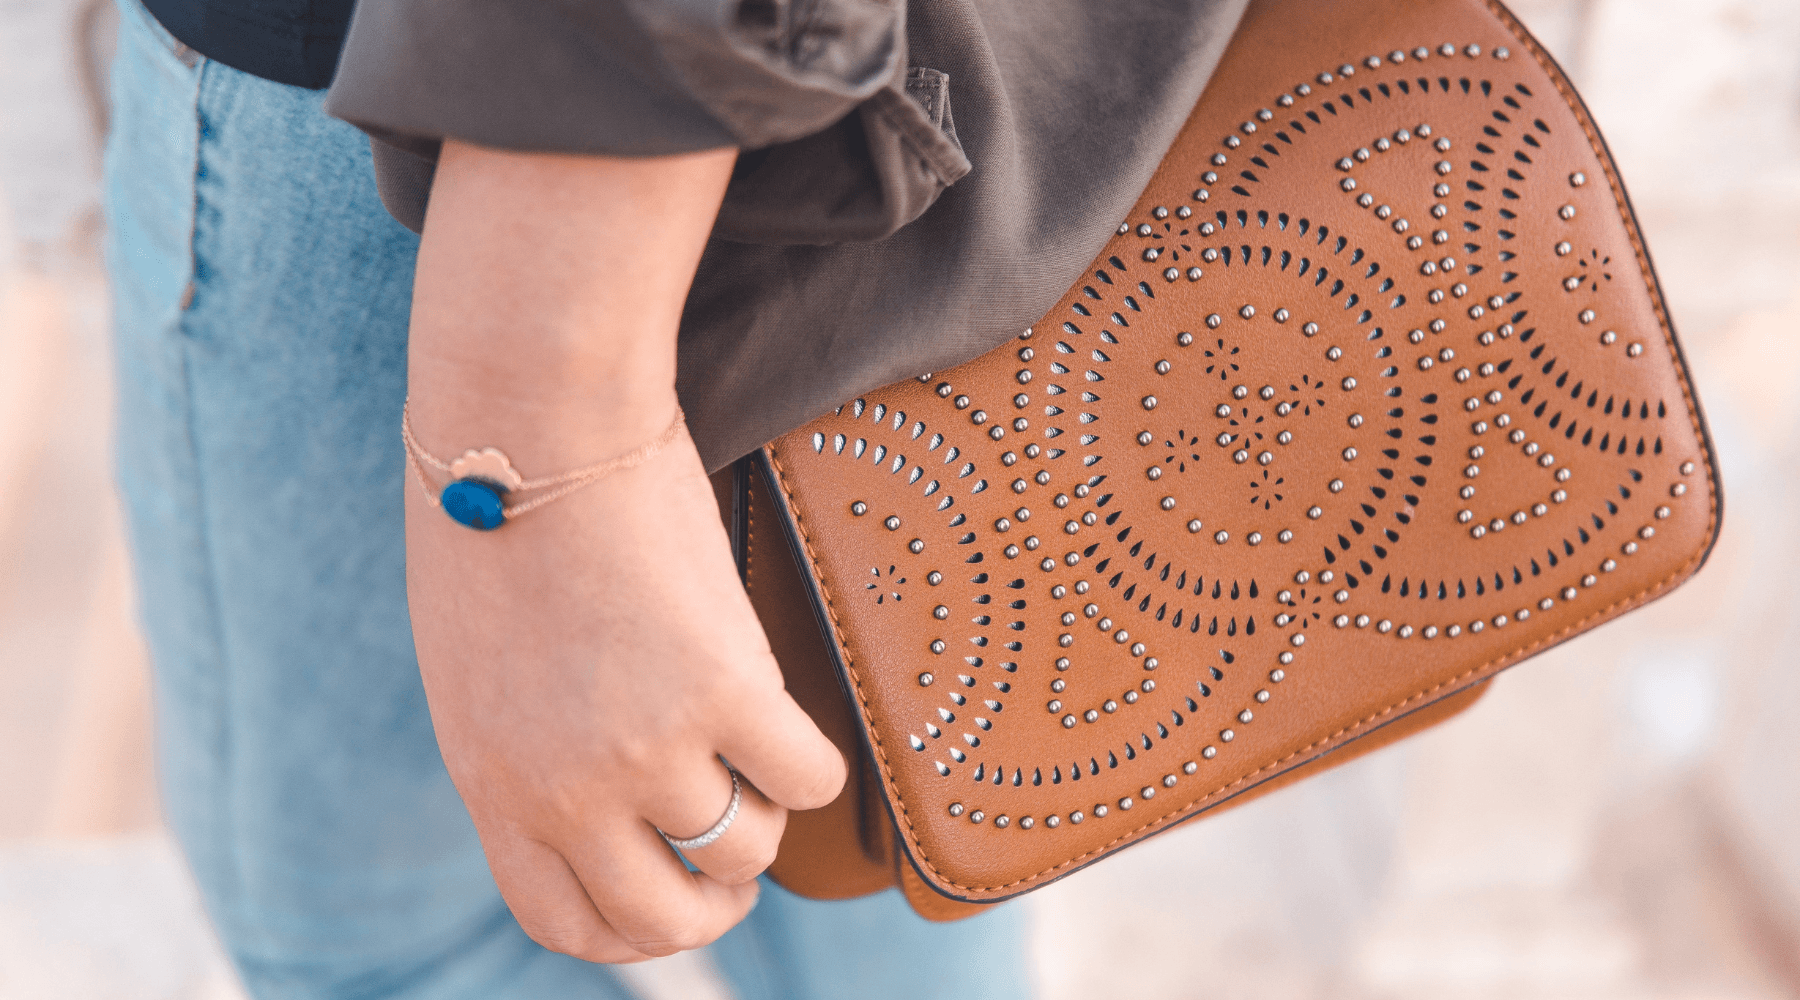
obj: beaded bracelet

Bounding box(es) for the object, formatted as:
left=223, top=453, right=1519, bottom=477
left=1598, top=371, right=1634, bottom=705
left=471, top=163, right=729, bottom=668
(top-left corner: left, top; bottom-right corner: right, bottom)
left=401, top=402, right=686, bottom=530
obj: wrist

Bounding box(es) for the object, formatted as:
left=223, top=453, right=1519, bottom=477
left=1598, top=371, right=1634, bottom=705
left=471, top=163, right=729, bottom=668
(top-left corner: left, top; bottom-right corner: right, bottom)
left=405, top=352, right=679, bottom=476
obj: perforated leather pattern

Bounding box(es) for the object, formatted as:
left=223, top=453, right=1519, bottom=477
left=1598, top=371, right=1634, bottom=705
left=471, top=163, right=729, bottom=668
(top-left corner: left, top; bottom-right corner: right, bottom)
left=761, top=0, right=1719, bottom=902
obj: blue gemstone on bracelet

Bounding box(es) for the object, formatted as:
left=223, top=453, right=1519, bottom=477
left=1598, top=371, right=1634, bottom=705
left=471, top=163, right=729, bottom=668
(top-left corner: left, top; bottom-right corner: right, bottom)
left=442, top=479, right=506, bottom=530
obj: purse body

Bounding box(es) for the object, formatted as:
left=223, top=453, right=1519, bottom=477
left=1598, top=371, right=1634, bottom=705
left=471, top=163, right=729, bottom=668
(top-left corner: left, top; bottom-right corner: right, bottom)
left=732, top=0, right=1721, bottom=915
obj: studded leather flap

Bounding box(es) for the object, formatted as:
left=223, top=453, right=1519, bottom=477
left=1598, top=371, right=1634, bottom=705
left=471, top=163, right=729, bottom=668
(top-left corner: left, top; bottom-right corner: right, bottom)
left=756, top=0, right=1720, bottom=903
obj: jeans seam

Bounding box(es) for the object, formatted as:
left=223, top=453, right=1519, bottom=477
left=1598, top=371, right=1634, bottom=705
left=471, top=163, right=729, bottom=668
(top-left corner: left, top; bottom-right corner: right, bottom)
left=174, top=55, right=248, bottom=954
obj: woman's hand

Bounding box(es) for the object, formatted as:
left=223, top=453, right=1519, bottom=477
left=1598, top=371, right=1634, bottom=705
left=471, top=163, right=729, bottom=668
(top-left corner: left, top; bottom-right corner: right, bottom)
left=403, top=141, right=846, bottom=962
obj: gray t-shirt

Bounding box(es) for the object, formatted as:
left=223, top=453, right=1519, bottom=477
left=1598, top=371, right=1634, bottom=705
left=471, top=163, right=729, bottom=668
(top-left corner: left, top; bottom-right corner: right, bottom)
left=326, top=0, right=1248, bottom=470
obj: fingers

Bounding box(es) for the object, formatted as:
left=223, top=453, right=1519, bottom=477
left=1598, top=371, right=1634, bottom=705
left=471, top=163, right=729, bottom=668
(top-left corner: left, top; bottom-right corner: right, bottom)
left=715, top=685, right=848, bottom=813
left=564, top=819, right=760, bottom=958
left=482, top=833, right=653, bottom=965
left=642, top=762, right=787, bottom=886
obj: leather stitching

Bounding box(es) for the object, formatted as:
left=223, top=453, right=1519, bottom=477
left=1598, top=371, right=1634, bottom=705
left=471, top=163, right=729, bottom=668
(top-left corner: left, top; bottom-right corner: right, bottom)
left=763, top=1, right=1723, bottom=897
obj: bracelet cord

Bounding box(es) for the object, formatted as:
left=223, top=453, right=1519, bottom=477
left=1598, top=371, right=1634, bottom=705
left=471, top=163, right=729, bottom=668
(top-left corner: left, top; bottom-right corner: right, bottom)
left=401, top=402, right=687, bottom=520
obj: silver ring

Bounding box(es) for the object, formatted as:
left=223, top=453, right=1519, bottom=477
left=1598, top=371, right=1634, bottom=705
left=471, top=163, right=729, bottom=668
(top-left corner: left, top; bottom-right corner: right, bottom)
left=660, top=769, right=741, bottom=852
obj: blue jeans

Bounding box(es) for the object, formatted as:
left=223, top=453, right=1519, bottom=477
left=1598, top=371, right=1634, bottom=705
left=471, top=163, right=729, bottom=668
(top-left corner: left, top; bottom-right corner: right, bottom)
left=102, top=2, right=1031, bottom=996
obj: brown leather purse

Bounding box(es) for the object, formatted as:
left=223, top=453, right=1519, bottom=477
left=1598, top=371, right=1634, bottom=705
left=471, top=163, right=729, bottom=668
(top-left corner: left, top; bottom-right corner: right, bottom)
left=713, top=0, right=1720, bottom=920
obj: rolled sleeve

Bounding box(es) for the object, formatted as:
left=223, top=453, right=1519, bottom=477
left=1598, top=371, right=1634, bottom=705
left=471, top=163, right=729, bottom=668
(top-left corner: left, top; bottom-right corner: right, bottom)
left=325, top=0, right=905, bottom=158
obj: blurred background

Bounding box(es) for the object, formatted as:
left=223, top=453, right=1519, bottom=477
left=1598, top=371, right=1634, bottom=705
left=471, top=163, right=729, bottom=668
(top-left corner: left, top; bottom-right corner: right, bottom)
left=2, top=0, right=1797, bottom=996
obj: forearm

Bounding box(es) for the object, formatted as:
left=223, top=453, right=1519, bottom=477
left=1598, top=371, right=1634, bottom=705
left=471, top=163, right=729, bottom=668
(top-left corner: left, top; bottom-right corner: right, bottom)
left=405, top=139, right=736, bottom=466
left=396, top=139, right=840, bottom=962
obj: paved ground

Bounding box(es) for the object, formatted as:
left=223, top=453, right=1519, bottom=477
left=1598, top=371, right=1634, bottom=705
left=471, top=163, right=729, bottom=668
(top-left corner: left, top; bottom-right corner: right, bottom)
left=3, top=1, right=1797, bottom=997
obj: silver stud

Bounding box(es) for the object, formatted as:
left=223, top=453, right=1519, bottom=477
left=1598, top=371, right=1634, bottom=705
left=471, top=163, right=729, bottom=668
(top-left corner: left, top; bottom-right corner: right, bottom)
left=927, top=571, right=943, bottom=586
left=1681, top=461, right=1696, bottom=475
left=1178, top=331, right=1195, bottom=347
left=948, top=802, right=964, bottom=817
left=1161, top=496, right=1177, bottom=511
left=995, top=815, right=1010, bottom=828
left=1208, top=314, right=1224, bottom=329
left=919, top=673, right=934, bottom=686
left=1202, top=746, right=1218, bottom=759
left=1188, top=519, right=1203, bottom=533
left=1308, top=505, right=1323, bottom=519
left=1304, top=322, right=1321, bottom=337
left=1155, top=360, right=1172, bottom=375
left=910, top=538, right=925, bottom=554
left=930, top=639, right=946, bottom=654
left=970, top=810, right=984, bottom=824
left=1094, top=804, right=1108, bottom=817
left=885, top=516, right=902, bottom=530
left=1215, top=530, right=1230, bottom=544
left=1627, top=343, right=1644, bottom=358
left=1221, top=729, right=1235, bottom=742
left=851, top=501, right=868, bottom=516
